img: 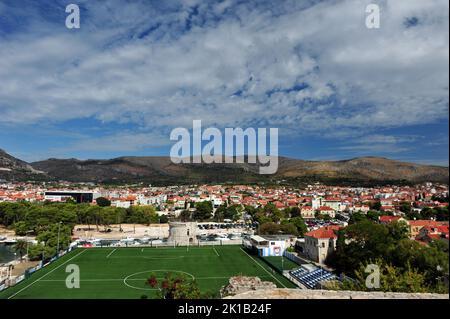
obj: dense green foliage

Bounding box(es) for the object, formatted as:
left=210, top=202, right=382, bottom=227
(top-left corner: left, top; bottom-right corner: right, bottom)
left=406, top=206, right=449, bottom=221
left=213, top=204, right=242, bottom=222
left=95, top=197, right=111, bottom=207
left=326, top=220, right=449, bottom=293
left=13, top=239, right=27, bottom=260
left=0, top=202, right=159, bottom=260
left=339, top=259, right=431, bottom=293
left=259, top=222, right=298, bottom=235
left=245, top=204, right=307, bottom=236
left=193, top=201, right=213, bottom=221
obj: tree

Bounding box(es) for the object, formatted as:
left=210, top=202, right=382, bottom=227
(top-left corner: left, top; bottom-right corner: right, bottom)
left=87, top=206, right=102, bottom=231
left=280, top=223, right=298, bottom=236
left=366, top=210, right=381, bottom=221
left=349, top=212, right=367, bottom=224
left=36, top=223, right=72, bottom=253
left=244, top=205, right=257, bottom=218
left=179, top=210, right=191, bottom=222
left=326, top=220, right=448, bottom=293
left=159, top=215, right=169, bottom=223
left=96, top=197, right=111, bottom=207
left=224, top=205, right=239, bottom=221
left=13, top=221, right=29, bottom=236
left=435, top=206, right=449, bottom=221
left=14, top=239, right=28, bottom=261
left=399, top=201, right=412, bottom=214
left=370, top=201, right=382, bottom=211
left=259, top=222, right=281, bottom=235
left=431, top=194, right=449, bottom=203
left=260, top=222, right=298, bottom=236
left=213, top=205, right=226, bottom=222
left=145, top=272, right=204, bottom=299
left=327, top=220, right=403, bottom=274
left=262, top=203, right=283, bottom=222
left=287, top=216, right=307, bottom=236
left=27, top=243, right=56, bottom=261
left=341, top=259, right=429, bottom=293
left=127, top=206, right=158, bottom=225
left=193, top=201, right=213, bottom=221
left=290, top=207, right=301, bottom=218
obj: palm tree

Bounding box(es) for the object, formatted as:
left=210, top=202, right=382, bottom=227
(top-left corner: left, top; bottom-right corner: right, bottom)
left=14, top=239, right=28, bottom=261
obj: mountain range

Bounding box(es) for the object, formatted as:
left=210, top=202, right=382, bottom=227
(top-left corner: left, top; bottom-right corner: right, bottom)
left=0, top=148, right=448, bottom=185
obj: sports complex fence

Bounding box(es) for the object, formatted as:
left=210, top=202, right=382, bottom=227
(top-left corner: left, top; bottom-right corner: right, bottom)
left=283, top=251, right=305, bottom=265
left=0, top=246, right=76, bottom=292
left=84, top=239, right=244, bottom=248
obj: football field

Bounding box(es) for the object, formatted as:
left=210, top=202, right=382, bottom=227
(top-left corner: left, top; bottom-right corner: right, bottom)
left=0, top=245, right=296, bottom=299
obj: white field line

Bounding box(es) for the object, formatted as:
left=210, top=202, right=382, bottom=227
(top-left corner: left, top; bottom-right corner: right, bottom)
left=106, top=248, right=117, bottom=258
left=213, top=247, right=220, bottom=257
left=240, top=248, right=286, bottom=288
left=7, top=249, right=88, bottom=299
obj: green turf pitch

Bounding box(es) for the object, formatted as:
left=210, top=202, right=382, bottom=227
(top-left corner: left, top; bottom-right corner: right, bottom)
left=262, top=256, right=300, bottom=272
left=0, top=246, right=296, bottom=299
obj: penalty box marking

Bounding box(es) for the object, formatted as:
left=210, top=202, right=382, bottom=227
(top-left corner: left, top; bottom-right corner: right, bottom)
left=106, top=248, right=117, bottom=258
left=240, top=248, right=287, bottom=288
left=7, top=249, right=88, bottom=299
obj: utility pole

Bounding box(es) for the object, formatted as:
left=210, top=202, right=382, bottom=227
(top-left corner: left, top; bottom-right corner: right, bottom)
left=42, top=242, right=45, bottom=265
left=25, top=230, right=33, bottom=261
left=56, top=221, right=63, bottom=257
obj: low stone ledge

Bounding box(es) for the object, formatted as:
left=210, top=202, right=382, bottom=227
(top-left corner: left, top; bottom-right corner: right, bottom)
left=224, top=288, right=449, bottom=299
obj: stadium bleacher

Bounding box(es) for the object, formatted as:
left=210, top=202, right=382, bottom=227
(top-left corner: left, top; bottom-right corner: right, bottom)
left=289, top=267, right=336, bottom=289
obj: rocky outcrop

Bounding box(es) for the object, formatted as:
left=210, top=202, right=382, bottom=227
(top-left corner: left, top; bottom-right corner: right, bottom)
left=0, top=149, right=45, bottom=181
left=220, top=276, right=277, bottom=297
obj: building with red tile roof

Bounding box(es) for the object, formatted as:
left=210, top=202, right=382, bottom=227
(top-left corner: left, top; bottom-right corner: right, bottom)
left=300, top=225, right=341, bottom=264
left=379, top=215, right=406, bottom=224
left=407, top=220, right=449, bottom=239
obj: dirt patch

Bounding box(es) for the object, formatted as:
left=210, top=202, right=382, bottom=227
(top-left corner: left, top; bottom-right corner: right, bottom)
left=72, top=223, right=169, bottom=239
left=0, top=226, right=15, bottom=237
left=10, top=260, right=40, bottom=276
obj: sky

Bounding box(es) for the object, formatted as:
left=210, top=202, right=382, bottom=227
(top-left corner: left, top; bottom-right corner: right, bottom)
left=0, top=0, right=448, bottom=166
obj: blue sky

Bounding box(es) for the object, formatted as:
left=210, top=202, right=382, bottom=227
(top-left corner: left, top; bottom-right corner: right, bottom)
left=0, top=0, right=448, bottom=166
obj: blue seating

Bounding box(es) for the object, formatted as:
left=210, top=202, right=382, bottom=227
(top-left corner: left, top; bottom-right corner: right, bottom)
left=289, top=267, right=337, bottom=289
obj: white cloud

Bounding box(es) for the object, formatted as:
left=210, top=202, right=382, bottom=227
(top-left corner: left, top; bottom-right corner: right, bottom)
left=0, top=0, right=448, bottom=152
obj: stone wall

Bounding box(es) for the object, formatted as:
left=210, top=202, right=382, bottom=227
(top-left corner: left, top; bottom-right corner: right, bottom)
left=221, top=276, right=277, bottom=297
left=224, top=288, right=449, bottom=299
left=167, top=222, right=198, bottom=245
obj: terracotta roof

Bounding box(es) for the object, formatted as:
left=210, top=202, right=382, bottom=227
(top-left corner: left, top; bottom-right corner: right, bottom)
left=408, top=220, right=443, bottom=227
left=379, top=216, right=402, bottom=223
left=305, top=225, right=341, bottom=239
